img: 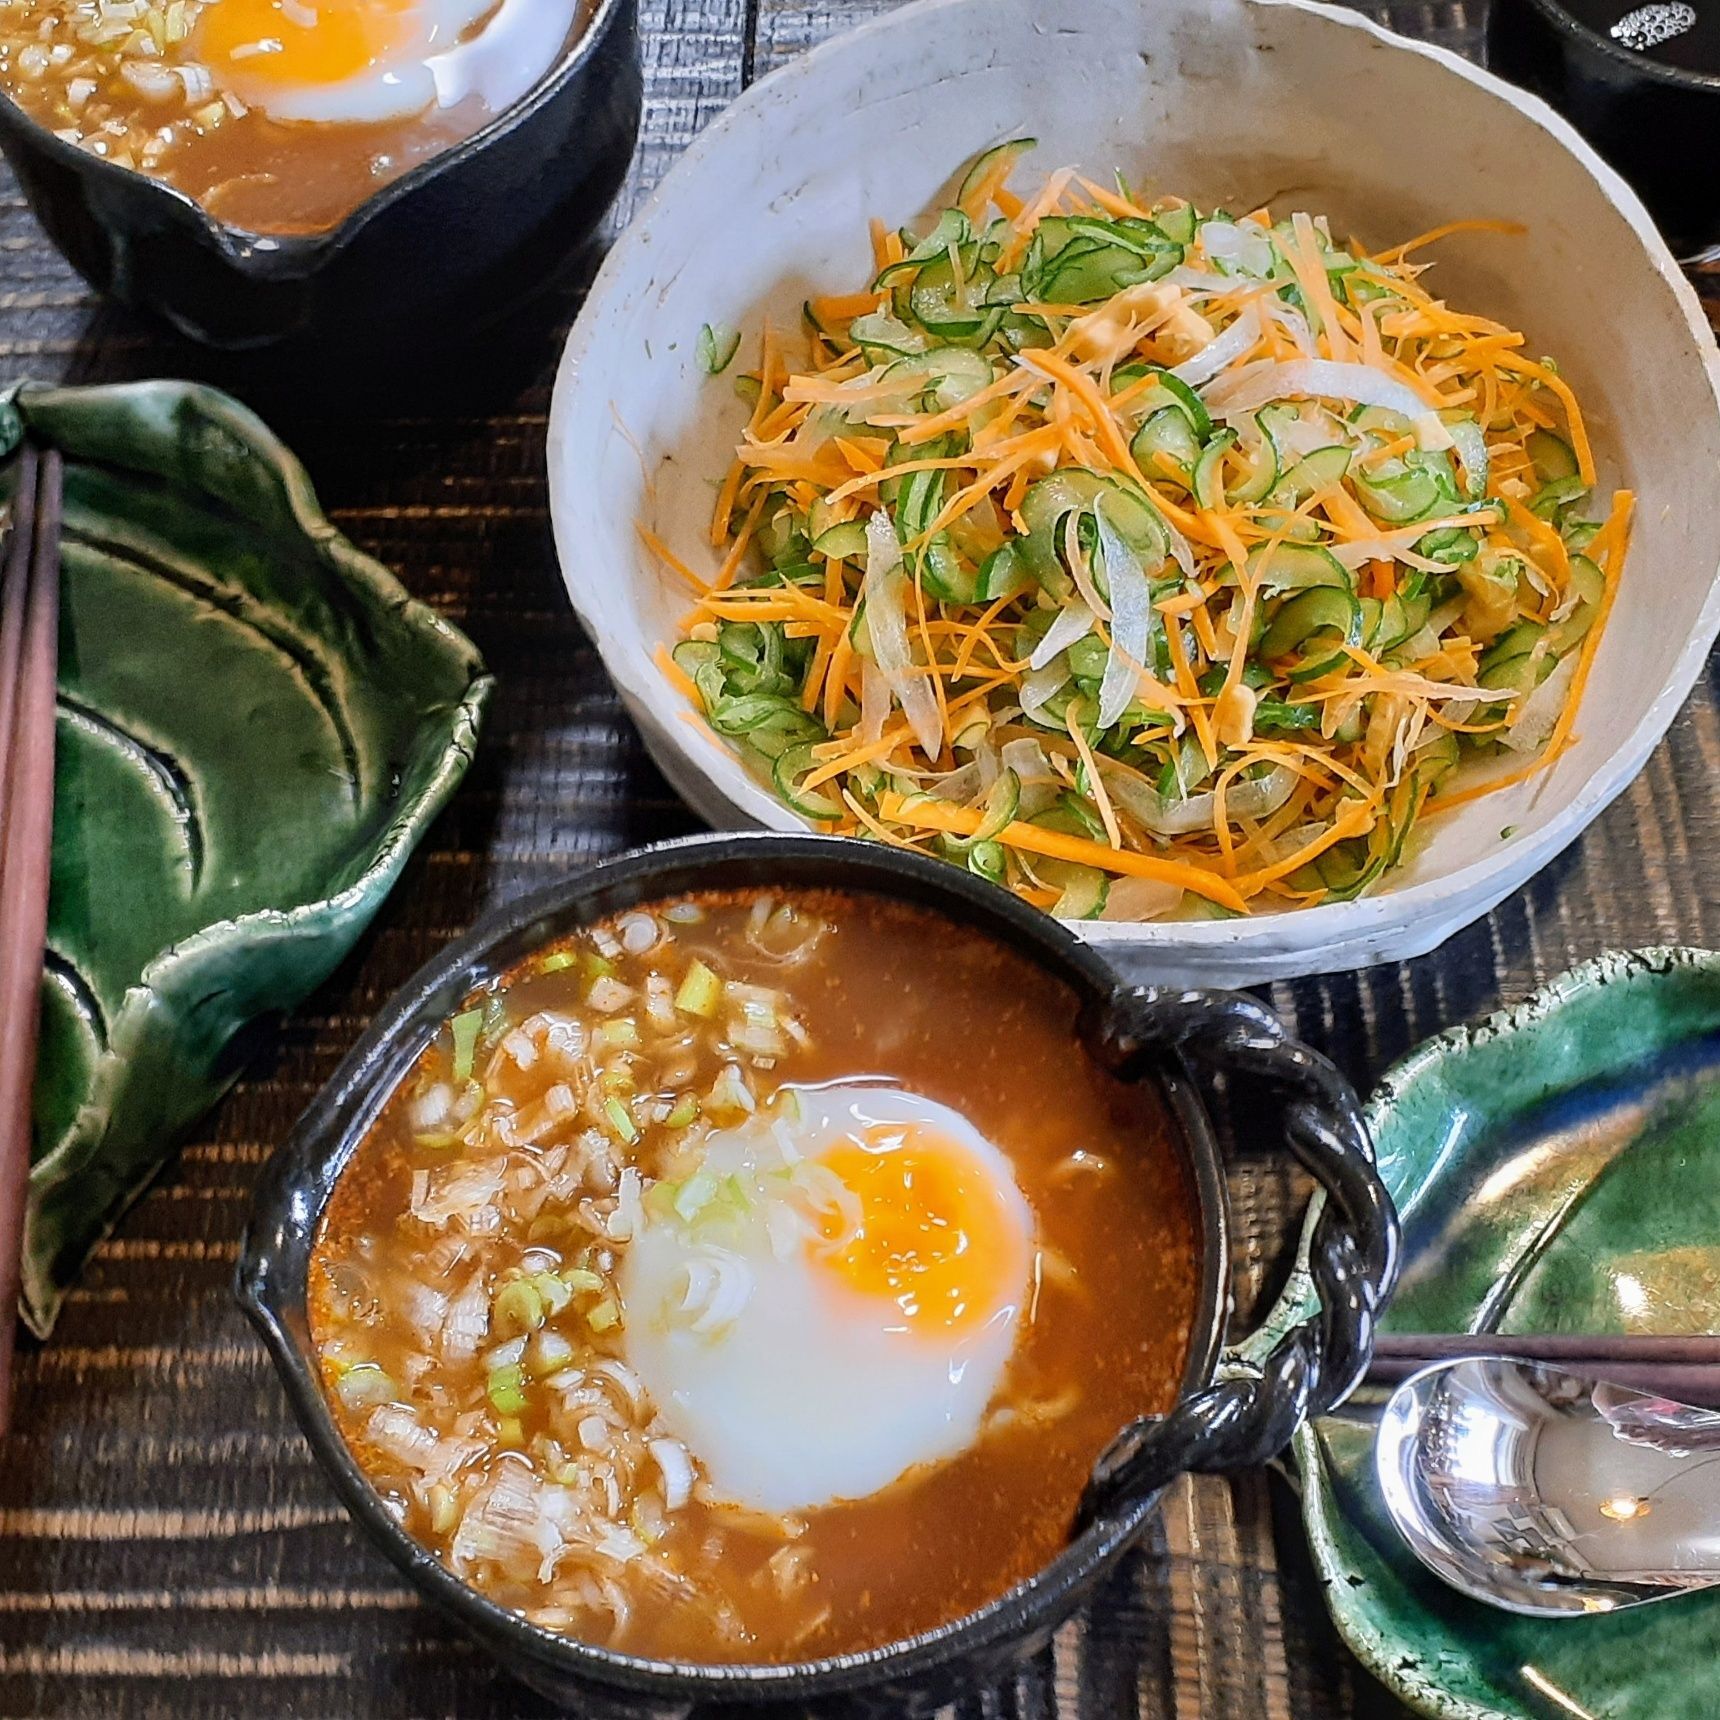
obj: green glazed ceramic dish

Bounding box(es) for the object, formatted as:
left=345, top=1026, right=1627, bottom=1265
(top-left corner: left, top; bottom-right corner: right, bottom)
left=2, top=379, right=492, bottom=1338
left=1287, top=946, right=1720, bottom=1720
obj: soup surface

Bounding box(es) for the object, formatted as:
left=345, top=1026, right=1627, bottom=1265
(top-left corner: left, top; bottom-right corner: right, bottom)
left=311, top=889, right=1202, bottom=1663
left=0, top=0, right=584, bottom=234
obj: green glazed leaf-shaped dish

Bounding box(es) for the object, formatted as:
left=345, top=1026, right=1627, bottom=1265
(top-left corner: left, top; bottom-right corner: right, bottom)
left=2, top=379, right=492, bottom=1338
left=1288, top=947, right=1720, bottom=1720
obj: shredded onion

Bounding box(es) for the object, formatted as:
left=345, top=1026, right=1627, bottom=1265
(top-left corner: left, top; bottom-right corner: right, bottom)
left=858, top=660, right=889, bottom=745
left=1171, top=302, right=1261, bottom=387
left=1331, top=537, right=1452, bottom=575
left=672, top=1249, right=754, bottom=1336
left=864, top=511, right=943, bottom=759
left=1019, top=659, right=1069, bottom=725
left=1029, top=602, right=1096, bottom=671
left=650, top=1438, right=696, bottom=1511
left=1099, top=875, right=1187, bottom=921
left=1198, top=219, right=1275, bottom=277
left=1099, top=758, right=1296, bottom=836
left=1095, top=503, right=1152, bottom=730
left=1203, top=357, right=1452, bottom=450
left=1261, top=297, right=1317, bottom=359
left=1503, top=654, right=1576, bottom=754
left=1001, top=737, right=1055, bottom=783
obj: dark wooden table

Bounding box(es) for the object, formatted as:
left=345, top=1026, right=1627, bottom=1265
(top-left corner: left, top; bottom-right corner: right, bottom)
left=1, top=3, right=1716, bottom=1716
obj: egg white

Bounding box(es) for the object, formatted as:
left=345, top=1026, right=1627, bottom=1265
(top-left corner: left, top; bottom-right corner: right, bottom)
left=619, top=1084, right=1035, bottom=1516
left=207, top=0, right=572, bottom=128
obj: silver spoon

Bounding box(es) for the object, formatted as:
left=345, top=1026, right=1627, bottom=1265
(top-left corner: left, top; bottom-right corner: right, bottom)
left=1375, top=1356, right=1720, bottom=1616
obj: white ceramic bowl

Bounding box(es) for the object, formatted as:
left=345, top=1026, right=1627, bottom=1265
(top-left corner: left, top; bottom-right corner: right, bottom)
left=548, top=0, right=1720, bottom=986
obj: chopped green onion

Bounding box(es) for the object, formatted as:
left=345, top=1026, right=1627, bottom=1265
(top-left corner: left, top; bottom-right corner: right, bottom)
left=450, top=1008, right=483, bottom=1082
left=493, top=1279, right=547, bottom=1336
left=539, top=950, right=577, bottom=974
left=587, top=1298, right=620, bottom=1333
left=530, top=1330, right=577, bottom=1378
left=496, top=1416, right=524, bottom=1447
left=486, top=1363, right=527, bottom=1416
left=675, top=959, right=723, bottom=1018
left=429, top=1484, right=459, bottom=1535
left=673, top=1168, right=720, bottom=1224
left=598, top=1018, right=640, bottom=1049
left=603, top=1096, right=640, bottom=1144
left=697, top=322, right=742, bottom=375
left=664, top=1095, right=700, bottom=1129
left=585, top=953, right=617, bottom=980
left=332, top=1362, right=396, bottom=1411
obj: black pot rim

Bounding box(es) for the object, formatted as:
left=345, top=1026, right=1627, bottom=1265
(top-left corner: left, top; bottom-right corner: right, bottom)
left=1509, top=0, right=1720, bottom=94
left=0, top=0, right=631, bottom=272
left=237, top=830, right=1237, bottom=1703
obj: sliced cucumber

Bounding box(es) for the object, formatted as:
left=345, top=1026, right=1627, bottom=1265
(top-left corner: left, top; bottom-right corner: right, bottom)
left=1549, top=554, right=1606, bottom=654
left=956, top=137, right=1036, bottom=211
left=940, top=769, right=1022, bottom=855
left=1227, top=416, right=1280, bottom=504
left=1129, top=367, right=1212, bottom=438
left=1529, top=474, right=1591, bottom=520
left=1020, top=470, right=1166, bottom=589
left=920, top=346, right=995, bottom=409
left=909, top=253, right=990, bottom=340
left=1246, top=541, right=1349, bottom=594
left=1194, top=423, right=1279, bottom=509
left=1526, top=427, right=1579, bottom=484
left=1441, top=411, right=1490, bottom=500
left=1039, top=858, right=1109, bottom=920
left=1155, top=203, right=1198, bottom=246
left=1352, top=458, right=1441, bottom=523
left=849, top=311, right=926, bottom=360
left=1349, top=404, right=1414, bottom=436
left=812, top=521, right=869, bottom=561
left=1131, top=406, right=1202, bottom=485
left=1260, top=587, right=1363, bottom=678
left=965, top=839, right=1007, bottom=882
left=1272, top=444, right=1352, bottom=507
left=773, top=743, right=842, bottom=822
left=1192, top=429, right=1235, bottom=511
left=976, top=542, right=1030, bottom=600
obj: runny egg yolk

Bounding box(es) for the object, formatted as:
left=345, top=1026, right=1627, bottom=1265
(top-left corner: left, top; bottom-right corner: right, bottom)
left=196, top=0, right=424, bottom=91
left=815, top=1123, right=1024, bottom=1331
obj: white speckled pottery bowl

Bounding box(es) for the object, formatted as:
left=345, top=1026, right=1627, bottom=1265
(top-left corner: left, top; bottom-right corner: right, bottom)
left=547, top=0, right=1720, bottom=987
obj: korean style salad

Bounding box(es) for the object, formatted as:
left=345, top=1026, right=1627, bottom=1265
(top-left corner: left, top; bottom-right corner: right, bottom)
left=651, top=142, right=1634, bottom=920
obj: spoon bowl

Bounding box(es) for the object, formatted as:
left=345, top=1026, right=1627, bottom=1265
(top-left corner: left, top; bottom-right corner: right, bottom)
left=1376, top=1356, right=1720, bottom=1617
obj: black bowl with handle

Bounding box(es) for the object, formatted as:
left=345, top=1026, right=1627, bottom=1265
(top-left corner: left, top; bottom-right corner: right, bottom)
left=0, top=0, right=641, bottom=354
left=238, top=832, right=1398, bottom=1718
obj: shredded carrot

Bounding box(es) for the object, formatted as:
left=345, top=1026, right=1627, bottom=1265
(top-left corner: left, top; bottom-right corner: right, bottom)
left=655, top=643, right=698, bottom=702
left=880, top=795, right=1249, bottom=912
left=642, top=150, right=1633, bottom=927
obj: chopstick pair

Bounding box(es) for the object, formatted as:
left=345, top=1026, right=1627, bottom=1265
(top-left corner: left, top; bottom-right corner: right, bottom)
left=0, top=443, right=62, bottom=1436
left=1366, top=1332, right=1720, bottom=1409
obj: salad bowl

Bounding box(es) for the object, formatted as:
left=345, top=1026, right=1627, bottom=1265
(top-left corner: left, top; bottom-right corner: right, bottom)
left=546, top=0, right=1720, bottom=987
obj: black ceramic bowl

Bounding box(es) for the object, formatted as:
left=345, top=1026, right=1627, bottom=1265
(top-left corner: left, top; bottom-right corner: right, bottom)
left=238, top=834, right=1398, bottom=1718
left=0, top=0, right=641, bottom=353
left=1490, top=0, right=1720, bottom=253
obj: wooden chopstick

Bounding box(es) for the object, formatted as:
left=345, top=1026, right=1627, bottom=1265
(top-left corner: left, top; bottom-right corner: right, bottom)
left=1366, top=1332, right=1720, bottom=1409
left=0, top=444, right=62, bottom=1434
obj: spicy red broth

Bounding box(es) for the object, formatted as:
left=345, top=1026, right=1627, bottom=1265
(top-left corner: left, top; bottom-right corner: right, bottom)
left=311, top=889, right=1202, bottom=1663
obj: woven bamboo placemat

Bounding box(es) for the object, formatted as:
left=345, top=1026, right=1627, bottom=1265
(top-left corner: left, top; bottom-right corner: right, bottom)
left=0, top=3, right=1716, bottom=1714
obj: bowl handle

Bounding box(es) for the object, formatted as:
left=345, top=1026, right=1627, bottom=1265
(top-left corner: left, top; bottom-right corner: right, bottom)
left=1076, top=987, right=1399, bottom=1531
